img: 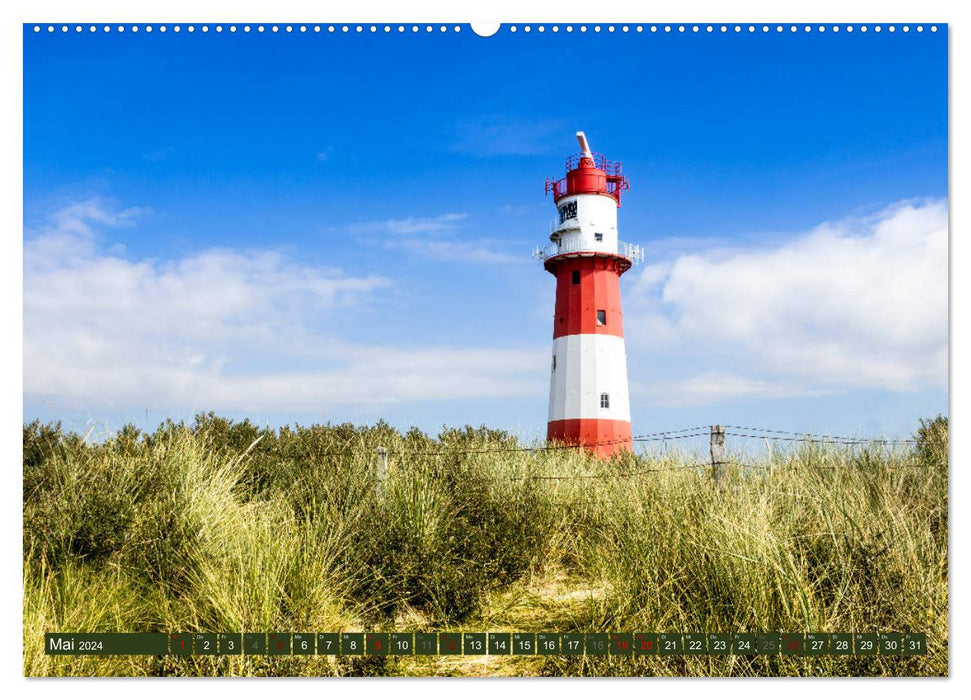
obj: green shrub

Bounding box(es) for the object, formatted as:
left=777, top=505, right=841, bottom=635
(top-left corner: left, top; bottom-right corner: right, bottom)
left=915, top=415, right=948, bottom=468
left=22, top=416, right=948, bottom=677
left=338, top=446, right=555, bottom=623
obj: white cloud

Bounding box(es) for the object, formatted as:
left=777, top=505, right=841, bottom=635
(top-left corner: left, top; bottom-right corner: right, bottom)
left=344, top=211, right=524, bottom=265
left=626, top=199, right=948, bottom=402
left=636, top=373, right=831, bottom=408
left=24, top=198, right=545, bottom=414
left=393, top=237, right=522, bottom=265
left=347, top=212, right=467, bottom=235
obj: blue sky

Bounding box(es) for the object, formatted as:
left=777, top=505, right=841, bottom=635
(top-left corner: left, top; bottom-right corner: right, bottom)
left=23, top=25, right=948, bottom=445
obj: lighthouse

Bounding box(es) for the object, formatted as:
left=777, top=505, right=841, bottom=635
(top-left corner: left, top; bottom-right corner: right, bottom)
left=534, top=132, right=643, bottom=458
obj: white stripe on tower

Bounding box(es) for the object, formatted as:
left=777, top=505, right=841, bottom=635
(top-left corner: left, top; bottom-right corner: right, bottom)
left=548, top=334, right=631, bottom=423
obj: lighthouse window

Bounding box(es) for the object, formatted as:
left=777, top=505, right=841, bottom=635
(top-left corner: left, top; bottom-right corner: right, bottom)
left=597, top=309, right=606, bottom=326
left=571, top=270, right=580, bottom=285
left=600, top=393, right=610, bottom=409
left=551, top=354, right=556, bottom=371
left=595, top=233, right=604, bottom=242
left=558, top=200, right=578, bottom=223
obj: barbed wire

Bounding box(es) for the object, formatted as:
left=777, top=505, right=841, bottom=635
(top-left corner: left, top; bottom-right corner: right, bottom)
left=390, top=430, right=710, bottom=457
left=382, top=428, right=912, bottom=457
left=636, top=426, right=710, bottom=438
left=153, top=424, right=917, bottom=459
left=636, top=431, right=710, bottom=442
left=723, top=428, right=916, bottom=446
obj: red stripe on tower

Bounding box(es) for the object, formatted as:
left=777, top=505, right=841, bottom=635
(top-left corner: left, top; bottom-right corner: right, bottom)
left=535, top=132, right=643, bottom=458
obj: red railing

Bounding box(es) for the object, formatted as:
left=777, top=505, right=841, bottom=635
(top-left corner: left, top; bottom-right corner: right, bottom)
left=545, top=174, right=630, bottom=202
left=545, top=177, right=568, bottom=199
left=607, top=176, right=630, bottom=202
left=563, top=152, right=624, bottom=176
left=545, top=152, right=629, bottom=203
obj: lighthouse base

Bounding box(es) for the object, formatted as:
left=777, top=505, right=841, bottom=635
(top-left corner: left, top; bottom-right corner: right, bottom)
left=547, top=418, right=632, bottom=458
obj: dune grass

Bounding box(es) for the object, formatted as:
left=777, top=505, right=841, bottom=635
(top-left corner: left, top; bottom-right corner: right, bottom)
left=22, top=414, right=948, bottom=677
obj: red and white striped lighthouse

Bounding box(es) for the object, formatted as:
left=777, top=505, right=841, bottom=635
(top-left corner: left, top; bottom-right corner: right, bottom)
left=535, top=132, right=643, bottom=458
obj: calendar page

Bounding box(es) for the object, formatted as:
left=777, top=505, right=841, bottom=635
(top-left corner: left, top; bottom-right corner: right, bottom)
left=21, top=10, right=949, bottom=680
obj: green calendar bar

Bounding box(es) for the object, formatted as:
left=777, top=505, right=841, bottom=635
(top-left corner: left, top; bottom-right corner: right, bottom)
left=390, top=633, right=413, bottom=655
left=218, top=633, right=241, bottom=655
left=610, top=632, right=633, bottom=656
left=684, top=633, right=706, bottom=655
left=707, top=633, right=730, bottom=655
left=439, top=633, right=462, bottom=655
left=855, top=633, right=879, bottom=656
left=831, top=633, right=853, bottom=655
left=415, top=632, right=437, bottom=655
left=316, top=633, right=340, bottom=655
left=586, top=633, right=608, bottom=656
left=268, top=633, right=291, bottom=655
left=341, top=633, right=364, bottom=655
left=537, top=632, right=560, bottom=655
left=43, top=631, right=929, bottom=656
left=488, top=632, right=511, bottom=655
left=733, top=633, right=757, bottom=655
left=170, top=633, right=192, bottom=656
left=806, top=633, right=828, bottom=655
left=903, top=633, right=927, bottom=656
left=562, top=633, right=584, bottom=656
left=293, top=633, right=314, bottom=655
left=243, top=633, right=265, bottom=655
left=781, top=633, right=805, bottom=656
left=634, top=633, right=658, bottom=656
left=366, top=633, right=389, bottom=656
left=193, top=633, right=218, bottom=655
left=512, top=632, right=535, bottom=655
left=659, top=633, right=682, bottom=656
left=757, top=633, right=781, bottom=654
left=879, top=633, right=903, bottom=656
left=44, top=633, right=168, bottom=656
left=463, top=632, right=486, bottom=655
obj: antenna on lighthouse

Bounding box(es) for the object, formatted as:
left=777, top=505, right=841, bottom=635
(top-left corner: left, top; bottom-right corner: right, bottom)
left=576, top=131, right=594, bottom=161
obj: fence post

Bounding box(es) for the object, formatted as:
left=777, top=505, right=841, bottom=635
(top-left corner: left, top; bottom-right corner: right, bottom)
left=376, top=446, right=388, bottom=497
left=710, top=425, right=726, bottom=486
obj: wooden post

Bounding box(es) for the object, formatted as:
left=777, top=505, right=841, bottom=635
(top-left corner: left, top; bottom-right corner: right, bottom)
left=710, top=425, right=726, bottom=486
left=376, top=446, right=388, bottom=497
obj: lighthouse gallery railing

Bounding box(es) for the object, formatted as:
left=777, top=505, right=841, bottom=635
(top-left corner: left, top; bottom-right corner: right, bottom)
left=532, top=238, right=644, bottom=265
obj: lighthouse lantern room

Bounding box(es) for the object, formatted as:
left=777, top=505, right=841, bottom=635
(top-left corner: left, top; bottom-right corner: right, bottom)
left=533, top=132, right=643, bottom=458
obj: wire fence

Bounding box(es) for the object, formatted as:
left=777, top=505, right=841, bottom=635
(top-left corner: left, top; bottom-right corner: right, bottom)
left=723, top=425, right=917, bottom=446
left=369, top=425, right=917, bottom=458
left=335, top=424, right=927, bottom=485
left=238, top=423, right=921, bottom=462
